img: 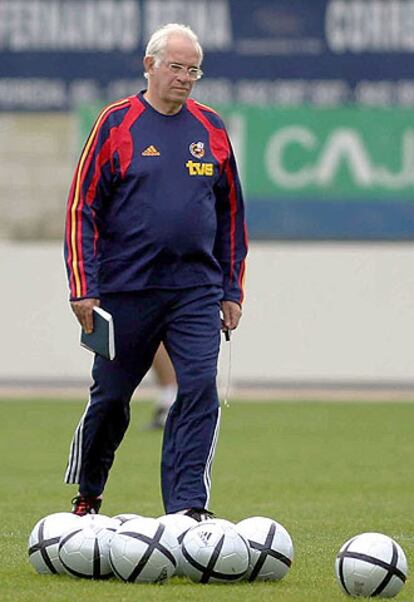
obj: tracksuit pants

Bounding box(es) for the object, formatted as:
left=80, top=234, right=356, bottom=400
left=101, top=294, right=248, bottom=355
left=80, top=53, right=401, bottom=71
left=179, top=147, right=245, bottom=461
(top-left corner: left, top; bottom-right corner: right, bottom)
left=64, top=285, right=222, bottom=513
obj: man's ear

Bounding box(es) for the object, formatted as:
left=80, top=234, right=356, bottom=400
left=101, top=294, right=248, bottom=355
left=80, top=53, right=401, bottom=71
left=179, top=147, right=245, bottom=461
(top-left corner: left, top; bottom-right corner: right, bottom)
left=143, top=56, right=155, bottom=77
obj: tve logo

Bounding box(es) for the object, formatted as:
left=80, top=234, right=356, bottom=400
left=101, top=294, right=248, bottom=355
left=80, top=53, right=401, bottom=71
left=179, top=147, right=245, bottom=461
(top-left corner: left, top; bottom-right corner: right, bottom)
left=186, top=161, right=214, bottom=176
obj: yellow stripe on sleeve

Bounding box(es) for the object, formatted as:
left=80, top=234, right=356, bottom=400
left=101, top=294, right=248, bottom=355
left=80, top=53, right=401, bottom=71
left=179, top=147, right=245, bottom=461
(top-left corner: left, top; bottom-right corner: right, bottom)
left=69, top=98, right=130, bottom=297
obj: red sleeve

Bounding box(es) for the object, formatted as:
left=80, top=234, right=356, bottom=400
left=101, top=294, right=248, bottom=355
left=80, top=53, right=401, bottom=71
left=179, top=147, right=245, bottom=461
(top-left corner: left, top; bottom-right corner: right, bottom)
left=64, top=97, right=142, bottom=300
left=186, top=100, right=248, bottom=304
left=213, top=138, right=248, bottom=304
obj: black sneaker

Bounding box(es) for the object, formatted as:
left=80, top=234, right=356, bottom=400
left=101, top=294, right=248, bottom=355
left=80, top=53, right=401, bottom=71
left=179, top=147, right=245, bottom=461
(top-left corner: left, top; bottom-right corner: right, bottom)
left=183, top=508, right=215, bottom=522
left=71, top=495, right=102, bottom=516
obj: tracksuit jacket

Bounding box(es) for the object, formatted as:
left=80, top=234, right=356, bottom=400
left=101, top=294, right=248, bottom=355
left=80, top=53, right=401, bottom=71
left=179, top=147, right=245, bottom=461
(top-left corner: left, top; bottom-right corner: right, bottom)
left=65, top=91, right=248, bottom=304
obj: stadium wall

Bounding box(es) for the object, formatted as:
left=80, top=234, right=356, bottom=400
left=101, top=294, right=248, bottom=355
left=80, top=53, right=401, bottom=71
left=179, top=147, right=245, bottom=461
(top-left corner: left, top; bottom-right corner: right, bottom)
left=1, top=241, right=413, bottom=386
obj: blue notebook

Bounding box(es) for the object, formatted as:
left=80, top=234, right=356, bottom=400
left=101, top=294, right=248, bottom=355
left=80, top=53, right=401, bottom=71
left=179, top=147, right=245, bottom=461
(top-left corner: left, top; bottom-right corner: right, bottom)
left=80, top=306, right=115, bottom=360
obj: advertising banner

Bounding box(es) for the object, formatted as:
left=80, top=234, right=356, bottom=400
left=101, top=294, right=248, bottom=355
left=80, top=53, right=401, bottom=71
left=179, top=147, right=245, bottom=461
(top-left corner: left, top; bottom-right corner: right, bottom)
left=223, top=106, right=414, bottom=239
left=231, top=107, right=414, bottom=200
left=3, top=0, right=414, bottom=111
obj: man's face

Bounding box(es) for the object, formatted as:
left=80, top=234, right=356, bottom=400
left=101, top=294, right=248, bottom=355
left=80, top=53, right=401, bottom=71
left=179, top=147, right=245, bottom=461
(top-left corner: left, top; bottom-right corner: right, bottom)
left=145, top=35, right=201, bottom=106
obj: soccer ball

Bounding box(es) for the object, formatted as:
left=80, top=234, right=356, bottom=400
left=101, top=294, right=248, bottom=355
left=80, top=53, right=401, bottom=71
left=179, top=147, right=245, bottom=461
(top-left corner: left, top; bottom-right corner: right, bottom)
left=109, top=516, right=179, bottom=583
left=158, top=513, right=198, bottom=576
left=180, top=519, right=250, bottom=583
left=112, top=513, right=142, bottom=526
left=28, top=512, right=81, bottom=574
left=208, top=518, right=236, bottom=528
left=335, top=532, right=408, bottom=598
left=79, top=514, right=119, bottom=531
left=58, top=521, right=116, bottom=579
left=157, top=513, right=198, bottom=541
left=236, top=516, right=294, bottom=581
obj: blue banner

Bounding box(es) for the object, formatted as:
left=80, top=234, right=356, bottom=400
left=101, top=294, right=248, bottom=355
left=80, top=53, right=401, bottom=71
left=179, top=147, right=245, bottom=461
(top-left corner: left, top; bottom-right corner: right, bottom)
left=2, top=0, right=414, bottom=110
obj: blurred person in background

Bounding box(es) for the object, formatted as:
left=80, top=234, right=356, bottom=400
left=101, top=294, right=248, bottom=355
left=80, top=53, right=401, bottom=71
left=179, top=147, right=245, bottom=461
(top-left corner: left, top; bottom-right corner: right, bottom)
left=148, top=343, right=177, bottom=429
left=63, top=23, right=247, bottom=521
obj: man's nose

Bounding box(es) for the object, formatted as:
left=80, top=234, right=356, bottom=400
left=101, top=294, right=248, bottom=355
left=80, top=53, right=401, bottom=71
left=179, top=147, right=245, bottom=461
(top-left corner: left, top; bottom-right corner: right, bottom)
left=177, top=69, right=192, bottom=82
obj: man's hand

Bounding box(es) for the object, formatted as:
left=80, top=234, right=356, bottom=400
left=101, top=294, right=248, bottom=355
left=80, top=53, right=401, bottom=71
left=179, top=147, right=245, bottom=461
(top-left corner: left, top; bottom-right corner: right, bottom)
left=221, top=300, right=242, bottom=332
left=70, top=298, right=100, bottom=333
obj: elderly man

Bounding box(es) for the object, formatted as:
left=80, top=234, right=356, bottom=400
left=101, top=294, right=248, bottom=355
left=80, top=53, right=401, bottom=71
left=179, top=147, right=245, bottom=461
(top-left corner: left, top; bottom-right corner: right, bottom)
left=64, top=23, right=248, bottom=520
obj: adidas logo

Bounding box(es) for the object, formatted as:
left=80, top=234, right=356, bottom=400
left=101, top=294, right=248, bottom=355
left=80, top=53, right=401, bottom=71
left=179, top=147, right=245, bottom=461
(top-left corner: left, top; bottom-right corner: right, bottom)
left=142, top=145, right=160, bottom=156
left=198, top=530, right=213, bottom=546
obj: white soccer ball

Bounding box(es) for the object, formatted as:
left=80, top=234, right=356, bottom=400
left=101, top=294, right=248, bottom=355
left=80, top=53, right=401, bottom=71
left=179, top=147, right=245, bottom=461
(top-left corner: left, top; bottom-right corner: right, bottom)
left=28, top=512, right=81, bottom=574
left=236, top=516, right=294, bottom=581
left=112, top=513, right=143, bottom=526
left=79, top=514, right=119, bottom=531
left=109, top=516, right=179, bottom=583
left=58, top=522, right=116, bottom=579
left=180, top=519, right=250, bottom=583
left=335, top=532, right=408, bottom=598
left=208, top=518, right=236, bottom=528
left=158, top=513, right=198, bottom=576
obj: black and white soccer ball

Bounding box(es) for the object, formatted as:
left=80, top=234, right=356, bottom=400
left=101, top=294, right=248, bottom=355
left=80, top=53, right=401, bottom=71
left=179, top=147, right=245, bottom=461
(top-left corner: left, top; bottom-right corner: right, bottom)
left=58, top=516, right=117, bottom=579
left=79, top=514, right=119, bottom=530
left=28, top=512, right=81, bottom=574
left=180, top=519, right=250, bottom=583
left=112, top=513, right=142, bottom=526
left=236, top=516, right=294, bottom=581
left=109, top=516, right=179, bottom=583
left=157, top=513, right=198, bottom=576
left=335, top=532, right=408, bottom=598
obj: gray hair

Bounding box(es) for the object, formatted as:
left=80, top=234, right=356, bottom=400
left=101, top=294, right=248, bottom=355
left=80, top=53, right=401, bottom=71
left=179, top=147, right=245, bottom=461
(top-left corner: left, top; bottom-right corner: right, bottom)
left=145, top=23, right=203, bottom=70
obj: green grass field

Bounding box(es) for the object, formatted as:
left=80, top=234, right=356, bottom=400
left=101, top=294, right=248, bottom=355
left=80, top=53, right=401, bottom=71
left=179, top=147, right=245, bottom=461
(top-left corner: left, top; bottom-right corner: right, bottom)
left=1, top=398, right=413, bottom=601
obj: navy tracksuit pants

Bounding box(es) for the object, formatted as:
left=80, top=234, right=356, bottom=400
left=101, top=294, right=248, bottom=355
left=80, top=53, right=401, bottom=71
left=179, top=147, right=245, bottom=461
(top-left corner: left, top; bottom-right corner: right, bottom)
left=64, top=286, right=222, bottom=513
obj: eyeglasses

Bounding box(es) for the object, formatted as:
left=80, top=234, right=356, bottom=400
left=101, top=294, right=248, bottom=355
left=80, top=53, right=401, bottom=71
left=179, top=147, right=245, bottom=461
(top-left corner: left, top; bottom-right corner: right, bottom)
left=164, top=62, right=203, bottom=81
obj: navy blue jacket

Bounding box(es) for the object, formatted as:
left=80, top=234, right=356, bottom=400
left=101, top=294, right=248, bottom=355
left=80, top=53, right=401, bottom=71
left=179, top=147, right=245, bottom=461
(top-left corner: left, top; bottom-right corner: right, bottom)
left=65, top=92, right=248, bottom=304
